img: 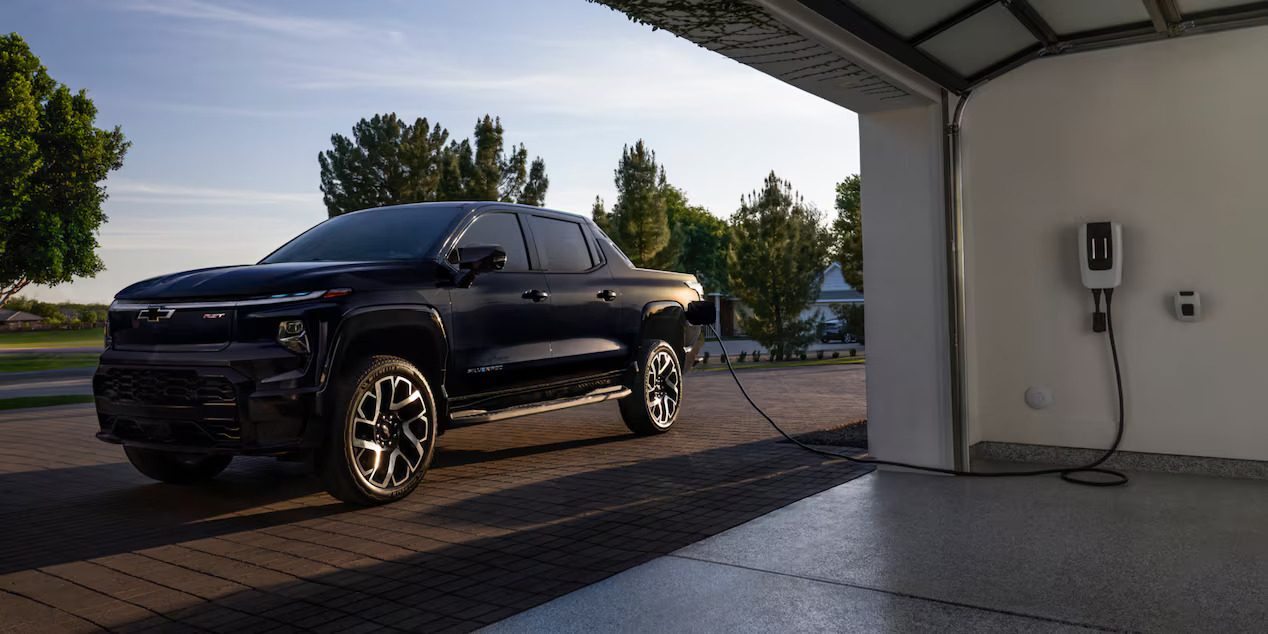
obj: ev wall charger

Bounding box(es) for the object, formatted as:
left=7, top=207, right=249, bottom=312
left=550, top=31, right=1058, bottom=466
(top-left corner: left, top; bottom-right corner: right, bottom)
left=1079, top=222, right=1122, bottom=290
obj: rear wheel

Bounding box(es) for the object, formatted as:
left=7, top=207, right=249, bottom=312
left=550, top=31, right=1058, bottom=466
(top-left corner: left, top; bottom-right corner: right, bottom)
left=321, top=355, right=437, bottom=505
left=124, top=447, right=232, bottom=484
left=620, top=340, right=683, bottom=435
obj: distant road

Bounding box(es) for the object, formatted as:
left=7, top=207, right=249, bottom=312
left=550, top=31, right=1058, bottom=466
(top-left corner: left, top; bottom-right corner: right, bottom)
left=700, top=338, right=865, bottom=358
left=0, top=367, right=94, bottom=397
left=0, top=346, right=102, bottom=354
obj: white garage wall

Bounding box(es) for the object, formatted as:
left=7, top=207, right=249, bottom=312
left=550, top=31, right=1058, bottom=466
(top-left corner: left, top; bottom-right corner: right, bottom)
left=861, top=104, right=955, bottom=469
left=963, top=26, right=1268, bottom=460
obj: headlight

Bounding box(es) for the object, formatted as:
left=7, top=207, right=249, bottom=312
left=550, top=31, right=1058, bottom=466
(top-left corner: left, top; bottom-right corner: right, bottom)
left=277, top=320, right=310, bottom=355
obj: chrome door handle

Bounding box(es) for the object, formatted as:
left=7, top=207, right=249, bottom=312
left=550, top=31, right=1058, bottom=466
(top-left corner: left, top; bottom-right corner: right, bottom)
left=597, top=289, right=617, bottom=301
left=522, top=289, right=550, bottom=302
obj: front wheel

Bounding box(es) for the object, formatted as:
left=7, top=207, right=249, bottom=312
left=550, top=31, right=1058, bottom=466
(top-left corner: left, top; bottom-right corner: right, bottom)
left=321, top=356, right=438, bottom=505
left=620, top=340, right=683, bottom=435
left=124, top=447, right=232, bottom=484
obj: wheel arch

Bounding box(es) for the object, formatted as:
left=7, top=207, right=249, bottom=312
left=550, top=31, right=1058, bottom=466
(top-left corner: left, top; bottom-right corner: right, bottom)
left=318, top=305, right=448, bottom=417
left=639, top=301, right=686, bottom=362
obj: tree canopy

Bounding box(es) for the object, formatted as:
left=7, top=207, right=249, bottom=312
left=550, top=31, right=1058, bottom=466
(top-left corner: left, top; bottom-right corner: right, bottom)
left=0, top=33, right=129, bottom=307
left=728, top=172, right=830, bottom=358
left=659, top=186, right=729, bottom=295
left=832, top=174, right=863, bottom=292
left=319, top=114, right=548, bottom=217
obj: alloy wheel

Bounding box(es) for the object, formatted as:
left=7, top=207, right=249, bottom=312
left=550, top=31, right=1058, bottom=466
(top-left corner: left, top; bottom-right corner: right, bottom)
left=644, top=349, right=681, bottom=428
left=349, top=374, right=430, bottom=491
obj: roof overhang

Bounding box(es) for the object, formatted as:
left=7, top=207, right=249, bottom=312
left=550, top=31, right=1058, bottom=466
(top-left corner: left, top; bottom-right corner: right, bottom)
left=591, top=0, right=1268, bottom=112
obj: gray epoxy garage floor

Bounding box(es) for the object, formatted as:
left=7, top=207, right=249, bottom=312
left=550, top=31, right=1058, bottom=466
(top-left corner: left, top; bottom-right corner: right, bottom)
left=485, top=468, right=1268, bottom=633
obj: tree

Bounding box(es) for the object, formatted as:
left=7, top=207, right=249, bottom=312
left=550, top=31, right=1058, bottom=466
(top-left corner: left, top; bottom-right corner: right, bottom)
left=660, top=186, right=729, bottom=294
left=591, top=196, right=611, bottom=234
left=832, top=174, right=863, bottom=292
left=318, top=114, right=449, bottom=216
left=437, top=116, right=549, bottom=205
left=319, top=113, right=547, bottom=217
left=833, top=302, right=864, bottom=343
left=728, top=172, right=830, bottom=359
left=0, top=34, right=129, bottom=307
left=608, top=140, right=670, bottom=266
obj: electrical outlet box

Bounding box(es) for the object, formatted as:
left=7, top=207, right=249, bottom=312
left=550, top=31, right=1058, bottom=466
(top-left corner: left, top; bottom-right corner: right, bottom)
left=1174, top=291, right=1201, bottom=321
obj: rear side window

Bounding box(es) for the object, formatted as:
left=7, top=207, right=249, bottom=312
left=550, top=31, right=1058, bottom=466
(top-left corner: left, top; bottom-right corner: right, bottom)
left=455, top=212, right=530, bottom=272
left=529, top=216, right=594, bottom=272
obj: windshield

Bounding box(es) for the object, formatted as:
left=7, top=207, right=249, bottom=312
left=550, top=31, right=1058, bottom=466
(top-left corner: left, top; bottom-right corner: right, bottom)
left=261, top=205, right=463, bottom=263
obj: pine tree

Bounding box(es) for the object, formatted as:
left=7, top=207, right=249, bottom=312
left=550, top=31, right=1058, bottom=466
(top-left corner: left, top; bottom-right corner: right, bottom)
left=728, top=172, right=830, bottom=358
left=591, top=196, right=611, bottom=235
left=518, top=158, right=549, bottom=206
left=610, top=140, right=670, bottom=266
left=319, top=113, right=548, bottom=217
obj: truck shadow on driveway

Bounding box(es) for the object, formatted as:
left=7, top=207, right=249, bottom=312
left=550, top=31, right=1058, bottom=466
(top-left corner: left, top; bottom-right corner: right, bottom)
left=1, top=437, right=871, bottom=632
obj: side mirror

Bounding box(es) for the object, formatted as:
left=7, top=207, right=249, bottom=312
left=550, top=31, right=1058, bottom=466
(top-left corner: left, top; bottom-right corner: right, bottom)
left=456, top=244, right=507, bottom=288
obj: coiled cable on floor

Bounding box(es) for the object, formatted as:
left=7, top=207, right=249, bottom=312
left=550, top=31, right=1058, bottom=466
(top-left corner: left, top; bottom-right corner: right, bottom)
left=710, top=291, right=1128, bottom=487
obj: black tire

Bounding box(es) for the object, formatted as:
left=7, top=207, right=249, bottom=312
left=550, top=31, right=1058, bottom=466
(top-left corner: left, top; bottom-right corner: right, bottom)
left=124, top=447, right=232, bottom=484
left=321, top=355, right=438, bottom=505
left=820, top=338, right=830, bottom=344
left=620, top=340, right=683, bottom=435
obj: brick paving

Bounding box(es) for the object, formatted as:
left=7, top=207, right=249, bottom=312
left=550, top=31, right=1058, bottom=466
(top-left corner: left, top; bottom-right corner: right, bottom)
left=0, top=364, right=869, bottom=633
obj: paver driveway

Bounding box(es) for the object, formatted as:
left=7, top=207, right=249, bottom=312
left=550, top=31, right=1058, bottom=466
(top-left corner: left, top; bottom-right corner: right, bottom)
left=0, top=364, right=869, bottom=633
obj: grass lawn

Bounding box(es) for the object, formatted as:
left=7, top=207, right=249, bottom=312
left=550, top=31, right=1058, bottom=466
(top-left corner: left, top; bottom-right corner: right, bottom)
left=0, top=395, right=95, bottom=410
left=0, top=328, right=104, bottom=349
left=693, top=356, right=865, bottom=372
left=0, top=353, right=100, bottom=373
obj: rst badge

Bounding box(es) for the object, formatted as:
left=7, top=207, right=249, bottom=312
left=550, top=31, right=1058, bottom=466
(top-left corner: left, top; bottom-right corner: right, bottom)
left=203, top=313, right=226, bottom=319
left=136, top=307, right=174, bottom=321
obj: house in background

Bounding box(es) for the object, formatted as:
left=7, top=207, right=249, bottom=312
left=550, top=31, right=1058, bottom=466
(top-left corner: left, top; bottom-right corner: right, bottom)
left=0, top=309, right=46, bottom=330
left=802, top=262, right=863, bottom=324
left=710, top=262, right=862, bottom=337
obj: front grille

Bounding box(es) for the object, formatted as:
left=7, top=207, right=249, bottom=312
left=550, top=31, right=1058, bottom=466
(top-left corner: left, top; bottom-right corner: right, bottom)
left=95, top=368, right=236, bottom=405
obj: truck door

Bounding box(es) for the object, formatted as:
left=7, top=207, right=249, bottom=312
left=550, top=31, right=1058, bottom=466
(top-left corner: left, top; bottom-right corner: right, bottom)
left=525, top=214, right=625, bottom=380
left=447, top=211, right=553, bottom=397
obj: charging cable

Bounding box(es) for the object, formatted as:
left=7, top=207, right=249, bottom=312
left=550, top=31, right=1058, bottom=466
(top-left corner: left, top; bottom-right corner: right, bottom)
left=710, top=289, right=1127, bottom=487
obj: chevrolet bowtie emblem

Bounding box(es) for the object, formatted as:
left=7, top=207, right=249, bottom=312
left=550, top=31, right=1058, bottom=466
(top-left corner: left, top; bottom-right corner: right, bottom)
left=137, top=307, right=175, bottom=321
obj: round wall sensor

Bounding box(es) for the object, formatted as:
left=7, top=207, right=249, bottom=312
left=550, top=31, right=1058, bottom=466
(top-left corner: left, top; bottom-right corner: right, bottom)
left=1025, top=387, right=1053, bottom=410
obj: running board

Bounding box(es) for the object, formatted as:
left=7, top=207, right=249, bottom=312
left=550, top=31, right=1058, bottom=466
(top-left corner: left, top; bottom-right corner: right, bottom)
left=448, top=386, right=632, bottom=426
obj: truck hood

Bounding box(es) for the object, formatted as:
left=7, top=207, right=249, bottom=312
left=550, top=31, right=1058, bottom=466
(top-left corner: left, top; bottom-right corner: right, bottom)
left=114, top=260, right=440, bottom=301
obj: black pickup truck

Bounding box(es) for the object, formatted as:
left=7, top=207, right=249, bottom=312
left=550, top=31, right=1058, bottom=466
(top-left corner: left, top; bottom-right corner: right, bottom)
left=94, top=202, right=714, bottom=504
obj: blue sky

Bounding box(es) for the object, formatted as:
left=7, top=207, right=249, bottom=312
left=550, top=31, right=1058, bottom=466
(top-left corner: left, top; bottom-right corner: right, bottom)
left=6, top=0, right=860, bottom=302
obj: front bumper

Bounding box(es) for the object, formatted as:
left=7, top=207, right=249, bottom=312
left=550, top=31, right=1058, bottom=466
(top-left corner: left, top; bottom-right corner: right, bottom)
left=93, top=348, right=319, bottom=455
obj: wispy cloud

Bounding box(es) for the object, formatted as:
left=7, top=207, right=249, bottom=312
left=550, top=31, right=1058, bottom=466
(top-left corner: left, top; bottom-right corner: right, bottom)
left=118, top=0, right=389, bottom=41
left=116, top=0, right=837, bottom=121
left=108, top=182, right=320, bottom=206
left=138, top=102, right=325, bottom=119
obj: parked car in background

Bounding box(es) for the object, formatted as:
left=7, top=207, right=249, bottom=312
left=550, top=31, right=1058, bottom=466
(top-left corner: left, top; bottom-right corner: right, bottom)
left=820, top=319, right=861, bottom=344
left=94, top=202, right=714, bottom=505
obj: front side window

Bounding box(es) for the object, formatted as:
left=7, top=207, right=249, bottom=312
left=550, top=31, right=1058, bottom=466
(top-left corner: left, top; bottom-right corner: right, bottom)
left=262, top=205, right=462, bottom=263
left=454, top=212, right=530, bottom=272
left=529, top=216, right=594, bottom=272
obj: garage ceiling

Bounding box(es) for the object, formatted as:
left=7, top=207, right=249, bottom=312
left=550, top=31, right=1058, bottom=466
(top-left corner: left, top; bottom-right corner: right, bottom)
left=592, top=0, right=1268, bottom=108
